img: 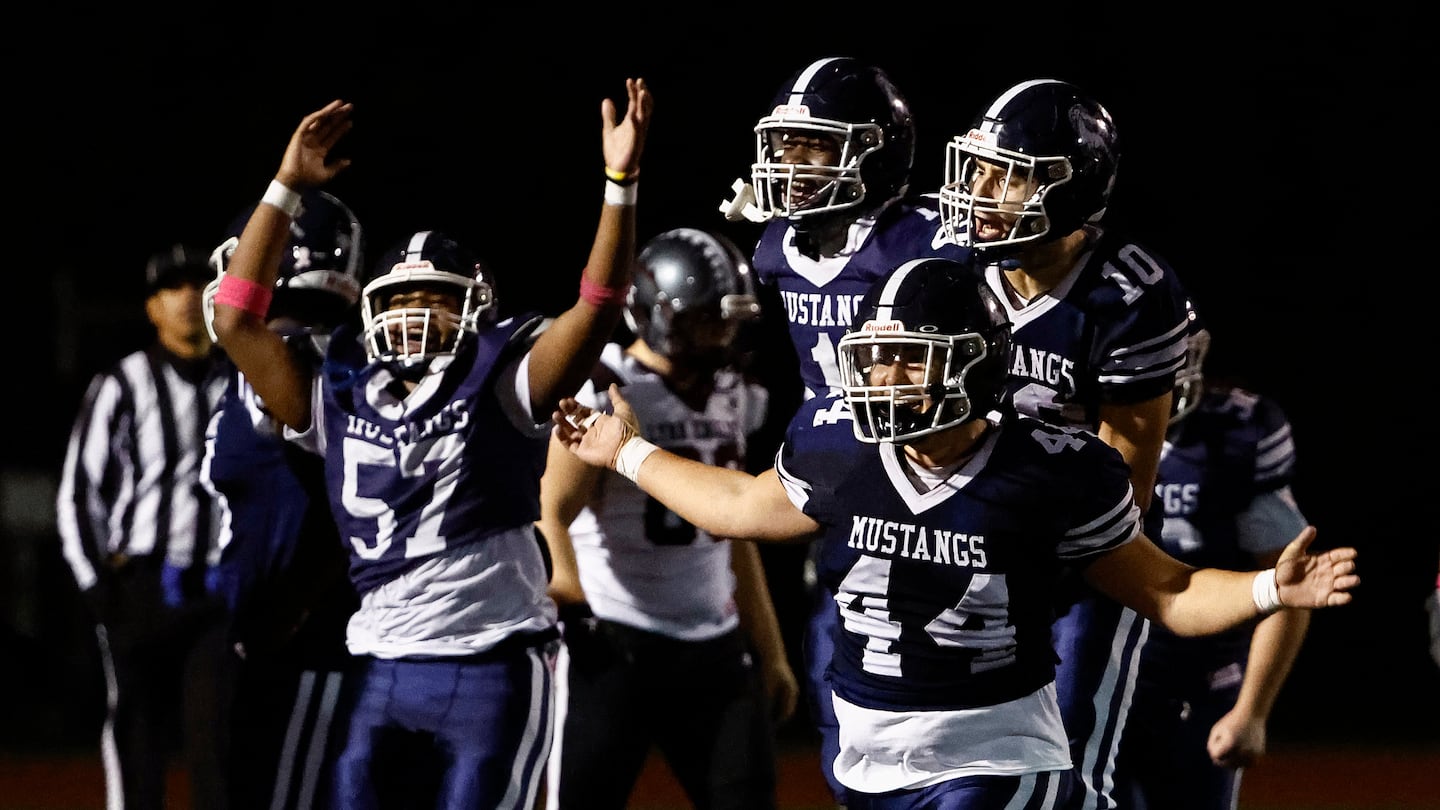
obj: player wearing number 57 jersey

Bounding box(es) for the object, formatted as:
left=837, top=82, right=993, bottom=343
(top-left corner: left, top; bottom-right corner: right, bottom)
left=550, top=259, right=1357, bottom=809
left=211, top=83, right=653, bottom=810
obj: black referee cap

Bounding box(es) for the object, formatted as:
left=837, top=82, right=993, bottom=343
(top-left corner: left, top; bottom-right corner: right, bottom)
left=145, top=243, right=212, bottom=294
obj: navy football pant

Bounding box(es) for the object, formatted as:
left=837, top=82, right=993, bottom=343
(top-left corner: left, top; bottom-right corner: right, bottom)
left=847, top=769, right=1070, bottom=810
left=332, top=643, right=556, bottom=810
left=1051, top=593, right=1149, bottom=810
left=1119, top=680, right=1244, bottom=810
left=803, top=586, right=847, bottom=807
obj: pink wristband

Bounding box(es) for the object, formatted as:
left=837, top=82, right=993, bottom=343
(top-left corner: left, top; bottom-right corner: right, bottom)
left=579, top=275, right=626, bottom=308
left=214, top=274, right=273, bottom=318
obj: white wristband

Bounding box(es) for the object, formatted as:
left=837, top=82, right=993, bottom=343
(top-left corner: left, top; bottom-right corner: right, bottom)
left=613, top=435, right=659, bottom=483
left=1252, top=568, right=1282, bottom=615
left=261, top=179, right=302, bottom=217
left=604, top=179, right=638, bottom=207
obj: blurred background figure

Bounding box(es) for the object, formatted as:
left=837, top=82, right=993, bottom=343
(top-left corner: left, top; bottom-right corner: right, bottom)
left=55, top=243, right=231, bottom=810
left=541, top=227, right=797, bottom=810
left=201, top=191, right=365, bottom=810
left=1120, top=312, right=1312, bottom=808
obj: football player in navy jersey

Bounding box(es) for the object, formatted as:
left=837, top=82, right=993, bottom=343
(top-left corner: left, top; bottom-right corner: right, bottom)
left=938, top=78, right=1194, bottom=810
left=539, top=227, right=797, bottom=810
left=719, top=56, right=972, bottom=805
left=1119, top=316, right=1312, bottom=810
left=549, top=258, right=1357, bottom=810
left=200, top=190, right=364, bottom=810
left=210, top=81, right=651, bottom=810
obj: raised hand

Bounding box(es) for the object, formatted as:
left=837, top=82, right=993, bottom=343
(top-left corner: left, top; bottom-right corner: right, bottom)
left=276, top=99, right=354, bottom=192
left=601, top=78, right=653, bottom=178
left=1274, top=526, right=1360, bottom=608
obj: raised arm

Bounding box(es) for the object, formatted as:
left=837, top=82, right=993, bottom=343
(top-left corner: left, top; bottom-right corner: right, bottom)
left=551, top=384, right=820, bottom=543
left=526, top=78, right=654, bottom=416
left=211, top=100, right=355, bottom=430
left=1084, top=526, right=1357, bottom=637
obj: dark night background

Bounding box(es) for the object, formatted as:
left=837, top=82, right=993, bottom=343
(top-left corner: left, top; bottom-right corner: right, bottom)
left=2, top=3, right=1434, bottom=761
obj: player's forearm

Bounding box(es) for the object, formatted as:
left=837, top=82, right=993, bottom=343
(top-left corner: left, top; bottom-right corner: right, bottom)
left=730, top=540, right=787, bottom=664
left=528, top=202, right=634, bottom=411
left=212, top=205, right=309, bottom=428
left=630, top=452, right=808, bottom=542
left=1233, top=608, right=1309, bottom=718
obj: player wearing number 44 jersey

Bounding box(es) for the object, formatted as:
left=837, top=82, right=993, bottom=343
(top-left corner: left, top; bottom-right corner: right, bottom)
left=550, top=258, right=1357, bottom=810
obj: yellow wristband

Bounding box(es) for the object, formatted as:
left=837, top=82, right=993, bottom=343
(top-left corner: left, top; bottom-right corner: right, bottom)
left=604, top=166, right=637, bottom=186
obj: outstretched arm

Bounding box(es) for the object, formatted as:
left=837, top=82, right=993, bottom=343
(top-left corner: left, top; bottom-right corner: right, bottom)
left=1084, top=525, right=1357, bottom=637
left=526, top=79, right=653, bottom=417
left=551, top=384, right=820, bottom=543
left=212, top=100, right=355, bottom=430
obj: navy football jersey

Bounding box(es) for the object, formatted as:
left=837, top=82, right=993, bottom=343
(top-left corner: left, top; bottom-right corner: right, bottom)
left=752, top=196, right=970, bottom=401
left=312, top=316, right=550, bottom=596
left=203, top=361, right=355, bottom=652
left=1142, top=386, right=1302, bottom=685
left=984, top=228, right=1190, bottom=431
left=775, top=395, right=1140, bottom=714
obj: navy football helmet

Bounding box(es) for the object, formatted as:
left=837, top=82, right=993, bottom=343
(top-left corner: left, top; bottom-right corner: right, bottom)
left=1171, top=297, right=1210, bottom=424
left=939, top=79, right=1119, bottom=254
left=839, top=258, right=1011, bottom=444
left=626, top=228, right=761, bottom=366
left=203, top=190, right=364, bottom=347
left=360, top=230, right=496, bottom=366
left=749, top=56, right=914, bottom=223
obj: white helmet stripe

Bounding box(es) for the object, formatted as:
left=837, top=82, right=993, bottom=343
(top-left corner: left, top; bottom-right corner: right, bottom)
left=403, top=230, right=434, bottom=262
left=873, top=259, right=925, bottom=321
left=984, top=78, right=1064, bottom=119
left=786, top=57, right=844, bottom=104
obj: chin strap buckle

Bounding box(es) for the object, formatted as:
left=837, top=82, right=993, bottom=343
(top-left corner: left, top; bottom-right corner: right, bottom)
left=718, top=178, right=771, bottom=223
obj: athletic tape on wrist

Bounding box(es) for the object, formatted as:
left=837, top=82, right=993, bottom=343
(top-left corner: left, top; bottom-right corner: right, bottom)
left=604, top=179, right=637, bottom=206
left=613, top=435, right=659, bottom=483
left=1252, top=568, right=1283, bottom=615
left=261, top=179, right=302, bottom=217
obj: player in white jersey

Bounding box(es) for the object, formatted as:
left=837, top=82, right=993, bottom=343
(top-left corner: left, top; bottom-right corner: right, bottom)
left=540, top=228, right=797, bottom=810
left=549, top=257, right=1357, bottom=810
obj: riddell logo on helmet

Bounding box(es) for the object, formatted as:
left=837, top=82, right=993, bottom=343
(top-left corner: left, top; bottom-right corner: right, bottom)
left=861, top=320, right=903, bottom=333
left=392, top=261, right=436, bottom=273
left=963, top=130, right=994, bottom=145
left=772, top=104, right=812, bottom=117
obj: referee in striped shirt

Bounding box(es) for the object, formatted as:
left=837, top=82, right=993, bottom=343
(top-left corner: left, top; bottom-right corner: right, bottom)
left=56, top=244, right=232, bottom=810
